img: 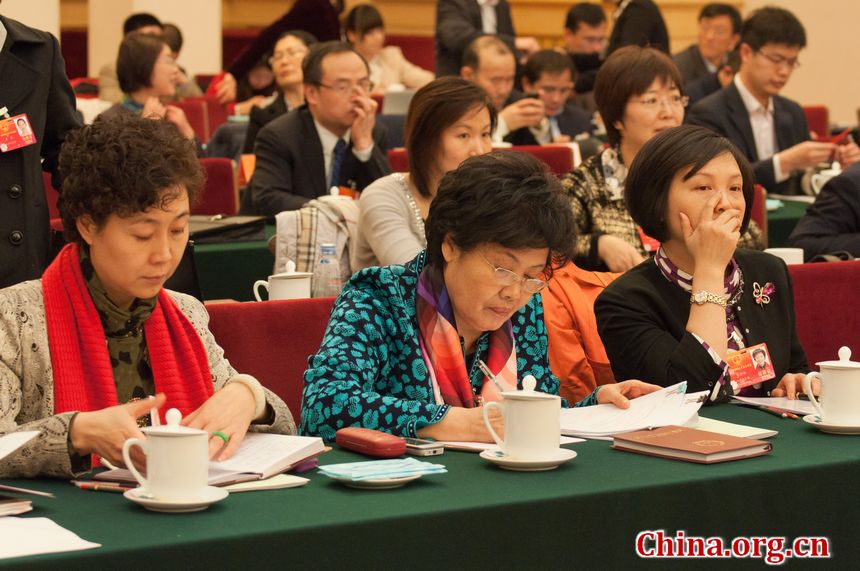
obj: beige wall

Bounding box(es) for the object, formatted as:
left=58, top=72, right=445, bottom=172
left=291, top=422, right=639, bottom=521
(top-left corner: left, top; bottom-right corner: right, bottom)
left=2, top=0, right=60, bottom=37
left=744, top=0, right=858, bottom=125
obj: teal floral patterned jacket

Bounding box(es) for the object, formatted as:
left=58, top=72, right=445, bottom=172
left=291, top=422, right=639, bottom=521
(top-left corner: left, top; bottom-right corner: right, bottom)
left=300, top=252, right=598, bottom=440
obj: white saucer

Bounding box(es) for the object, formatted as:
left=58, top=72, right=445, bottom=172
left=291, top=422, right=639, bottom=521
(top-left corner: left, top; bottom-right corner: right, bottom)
left=479, top=448, right=577, bottom=471
left=332, top=474, right=422, bottom=490
left=802, top=415, right=860, bottom=435
left=124, top=486, right=229, bottom=513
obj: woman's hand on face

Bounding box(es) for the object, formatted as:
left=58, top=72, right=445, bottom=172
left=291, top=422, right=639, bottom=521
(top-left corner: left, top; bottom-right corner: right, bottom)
left=70, top=393, right=167, bottom=469
left=771, top=372, right=819, bottom=400
left=182, top=382, right=257, bottom=461
left=595, top=380, right=662, bottom=409
left=597, top=234, right=646, bottom=272
left=417, top=406, right=504, bottom=443
left=680, top=191, right=741, bottom=273
left=141, top=96, right=166, bottom=120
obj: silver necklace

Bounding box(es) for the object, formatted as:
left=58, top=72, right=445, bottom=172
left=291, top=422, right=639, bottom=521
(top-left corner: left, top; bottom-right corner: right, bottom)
left=398, top=173, right=426, bottom=238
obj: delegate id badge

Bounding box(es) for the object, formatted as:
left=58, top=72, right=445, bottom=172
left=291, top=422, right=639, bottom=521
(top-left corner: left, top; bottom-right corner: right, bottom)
left=0, top=113, right=37, bottom=153
left=636, top=226, right=661, bottom=253
left=726, top=342, right=776, bottom=390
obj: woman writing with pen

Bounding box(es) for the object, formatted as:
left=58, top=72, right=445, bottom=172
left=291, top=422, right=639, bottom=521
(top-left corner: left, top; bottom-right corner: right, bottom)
left=0, top=114, right=295, bottom=479
left=301, top=151, right=660, bottom=442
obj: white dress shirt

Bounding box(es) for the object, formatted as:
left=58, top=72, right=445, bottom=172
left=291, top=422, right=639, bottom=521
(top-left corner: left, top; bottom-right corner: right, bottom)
left=313, top=120, right=374, bottom=189
left=734, top=74, right=787, bottom=182
left=0, top=20, right=8, bottom=54
left=477, top=0, right=499, bottom=34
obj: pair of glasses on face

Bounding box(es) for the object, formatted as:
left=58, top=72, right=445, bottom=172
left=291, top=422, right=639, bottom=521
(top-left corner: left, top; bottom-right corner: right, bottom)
left=538, top=85, right=574, bottom=97
left=479, top=253, right=548, bottom=294
left=756, top=50, right=801, bottom=70
left=631, top=94, right=690, bottom=110
left=269, top=49, right=309, bottom=65
left=317, top=79, right=373, bottom=96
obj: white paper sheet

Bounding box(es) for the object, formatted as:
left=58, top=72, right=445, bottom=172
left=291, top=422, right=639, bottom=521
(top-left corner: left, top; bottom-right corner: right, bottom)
left=731, top=396, right=816, bottom=416
left=441, top=436, right=584, bottom=452
left=559, top=383, right=707, bottom=439
left=0, top=517, right=100, bottom=559
left=0, top=431, right=39, bottom=461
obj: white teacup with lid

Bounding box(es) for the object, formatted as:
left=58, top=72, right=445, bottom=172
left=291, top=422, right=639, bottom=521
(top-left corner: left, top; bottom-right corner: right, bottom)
left=122, top=408, right=209, bottom=501
left=253, top=260, right=312, bottom=301
left=803, top=346, right=860, bottom=426
left=482, top=375, right=561, bottom=460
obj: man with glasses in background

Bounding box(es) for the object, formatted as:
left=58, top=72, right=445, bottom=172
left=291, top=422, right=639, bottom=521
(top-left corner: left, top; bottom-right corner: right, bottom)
left=508, top=50, right=592, bottom=146
left=688, top=7, right=860, bottom=195
left=246, top=42, right=390, bottom=219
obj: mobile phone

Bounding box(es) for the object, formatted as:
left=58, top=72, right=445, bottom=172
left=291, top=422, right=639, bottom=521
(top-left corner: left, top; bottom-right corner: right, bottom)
left=403, top=437, right=445, bottom=456
left=524, top=91, right=540, bottom=100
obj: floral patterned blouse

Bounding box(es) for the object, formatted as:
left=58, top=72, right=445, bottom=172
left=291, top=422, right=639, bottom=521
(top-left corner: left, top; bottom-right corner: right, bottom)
left=300, top=252, right=598, bottom=440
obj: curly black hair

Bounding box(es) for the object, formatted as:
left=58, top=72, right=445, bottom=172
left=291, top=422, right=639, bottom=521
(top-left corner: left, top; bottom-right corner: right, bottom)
left=57, top=112, right=203, bottom=245
left=425, top=150, right=576, bottom=278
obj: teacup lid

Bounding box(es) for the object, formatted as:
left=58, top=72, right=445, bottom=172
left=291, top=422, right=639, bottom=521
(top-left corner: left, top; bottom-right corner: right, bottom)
left=815, top=346, right=860, bottom=370
left=500, top=375, right=559, bottom=401
left=272, top=260, right=313, bottom=279
left=141, top=408, right=207, bottom=437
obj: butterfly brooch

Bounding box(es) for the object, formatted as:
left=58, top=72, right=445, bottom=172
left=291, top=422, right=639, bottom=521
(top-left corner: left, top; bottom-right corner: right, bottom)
left=753, top=281, right=775, bottom=306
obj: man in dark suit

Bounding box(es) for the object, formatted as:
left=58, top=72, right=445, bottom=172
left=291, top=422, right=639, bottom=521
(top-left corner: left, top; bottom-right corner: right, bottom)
left=510, top=50, right=592, bottom=146
left=687, top=7, right=860, bottom=195
left=0, top=14, right=81, bottom=288
left=435, top=0, right=539, bottom=77
left=561, top=3, right=607, bottom=114
left=459, top=35, right=544, bottom=143
left=673, top=3, right=740, bottom=86
left=246, top=42, right=390, bottom=219
left=607, top=0, right=670, bottom=55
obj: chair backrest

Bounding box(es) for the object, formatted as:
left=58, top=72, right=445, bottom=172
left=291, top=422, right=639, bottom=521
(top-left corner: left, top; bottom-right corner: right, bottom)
left=751, top=184, right=768, bottom=247
left=802, top=105, right=829, bottom=140
left=386, top=34, right=435, bottom=73
left=378, top=114, right=406, bottom=149
left=387, top=145, right=575, bottom=176
left=387, top=147, right=409, bottom=173
left=206, top=298, right=336, bottom=420
left=789, top=260, right=860, bottom=366
left=195, top=158, right=238, bottom=216
left=172, top=98, right=209, bottom=141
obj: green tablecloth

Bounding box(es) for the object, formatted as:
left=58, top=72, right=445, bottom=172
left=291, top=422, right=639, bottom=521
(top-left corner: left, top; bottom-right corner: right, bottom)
left=767, top=199, right=810, bottom=248
left=194, top=226, right=276, bottom=302
left=3, top=405, right=858, bottom=568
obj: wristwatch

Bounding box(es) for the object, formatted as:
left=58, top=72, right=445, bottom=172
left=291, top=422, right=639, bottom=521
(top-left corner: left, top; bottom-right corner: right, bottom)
left=690, top=290, right=728, bottom=308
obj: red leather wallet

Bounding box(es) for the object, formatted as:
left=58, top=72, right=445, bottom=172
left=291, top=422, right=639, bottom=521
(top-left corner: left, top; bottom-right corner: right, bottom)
left=335, top=427, right=406, bottom=458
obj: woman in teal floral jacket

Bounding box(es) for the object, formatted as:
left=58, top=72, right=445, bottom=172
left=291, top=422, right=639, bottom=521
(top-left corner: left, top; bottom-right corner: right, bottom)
left=301, top=151, right=658, bottom=441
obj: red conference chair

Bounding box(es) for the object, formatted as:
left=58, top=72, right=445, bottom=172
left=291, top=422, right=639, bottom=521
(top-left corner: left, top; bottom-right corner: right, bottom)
left=751, top=184, right=768, bottom=248
left=387, top=147, right=409, bottom=172
left=206, top=298, right=336, bottom=420
left=789, top=260, right=860, bottom=366
left=511, top=145, right=574, bottom=176
left=69, top=77, right=99, bottom=99
left=184, top=96, right=230, bottom=138
left=172, top=98, right=209, bottom=141
left=802, top=105, right=829, bottom=140
left=371, top=94, right=384, bottom=114
left=386, top=35, right=435, bottom=73
left=195, top=158, right=238, bottom=216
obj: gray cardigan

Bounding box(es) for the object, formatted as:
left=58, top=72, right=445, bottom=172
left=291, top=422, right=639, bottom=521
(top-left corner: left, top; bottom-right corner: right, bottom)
left=0, top=281, right=296, bottom=478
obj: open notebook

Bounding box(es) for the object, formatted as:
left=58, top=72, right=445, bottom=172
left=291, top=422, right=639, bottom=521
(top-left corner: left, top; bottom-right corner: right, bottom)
left=96, top=433, right=325, bottom=487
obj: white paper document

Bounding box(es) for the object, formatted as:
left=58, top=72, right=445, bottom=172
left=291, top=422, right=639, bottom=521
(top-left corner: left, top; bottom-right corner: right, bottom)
left=0, top=517, right=100, bottom=560
left=0, top=431, right=39, bottom=462
left=731, top=396, right=816, bottom=416
left=559, top=383, right=707, bottom=439
left=441, top=436, right=584, bottom=452
left=688, top=415, right=778, bottom=439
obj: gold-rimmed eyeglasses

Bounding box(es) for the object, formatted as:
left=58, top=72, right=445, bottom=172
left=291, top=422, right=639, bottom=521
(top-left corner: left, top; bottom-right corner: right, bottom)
left=479, top=253, right=548, bottom=294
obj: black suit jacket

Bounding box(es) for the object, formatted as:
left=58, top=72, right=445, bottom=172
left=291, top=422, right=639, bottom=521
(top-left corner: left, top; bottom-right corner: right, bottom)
left=247, top=106, right=390, bottom=219
left=686, top=82, right=810, bottom=194
left=242, top=95, right=288, bottom=154
left=607, top=0, right=670, bottom=55
left=673, top=44, right=709, bottom=84
left=0, top=16, right=80, bottom=288
left=505, top=104, right=593, bottom=146
left=595, top=249, right=808, bottom=398
left=788, top=163, right=860, bottom=259
left=435, top=0, right=516, bottom=77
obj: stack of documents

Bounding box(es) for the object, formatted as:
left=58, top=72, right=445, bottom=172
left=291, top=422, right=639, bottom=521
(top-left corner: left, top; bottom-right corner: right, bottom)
left=731, top=396, right=816, bottom=416
left=318, top=458, right=447, bottom=481
left=560, top=382, right=707, bottom=439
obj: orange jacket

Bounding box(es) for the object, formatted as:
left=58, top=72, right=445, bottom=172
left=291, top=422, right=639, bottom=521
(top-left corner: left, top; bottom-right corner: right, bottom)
left=542, top=263, right=619, bottom=403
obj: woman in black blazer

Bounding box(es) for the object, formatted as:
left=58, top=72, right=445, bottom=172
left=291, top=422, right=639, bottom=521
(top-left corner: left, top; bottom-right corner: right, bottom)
left=595, top=125, right=811, bottom=403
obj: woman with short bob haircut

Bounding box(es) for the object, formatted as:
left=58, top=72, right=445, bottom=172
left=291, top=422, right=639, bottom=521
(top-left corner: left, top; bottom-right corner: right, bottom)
left=0, top=114, right=294, bottom=478
left=303, top=151, right=658, bottom=441
left=559, top=46, right=761, bottom=272
left=595, top=125, right=811, bottom=404
left=353, top=77, right=495, bottom=269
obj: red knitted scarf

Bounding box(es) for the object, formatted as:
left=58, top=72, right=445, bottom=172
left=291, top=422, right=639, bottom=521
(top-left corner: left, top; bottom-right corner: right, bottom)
left=43, top=244, right=213, bottom=420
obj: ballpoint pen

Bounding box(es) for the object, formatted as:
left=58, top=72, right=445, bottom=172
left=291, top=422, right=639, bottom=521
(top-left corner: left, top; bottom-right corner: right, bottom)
left=477, top=360, right=505, bottom=394
left=758, top=405, right=799, bottom=420
left=71, top=481, right=134, bottom=493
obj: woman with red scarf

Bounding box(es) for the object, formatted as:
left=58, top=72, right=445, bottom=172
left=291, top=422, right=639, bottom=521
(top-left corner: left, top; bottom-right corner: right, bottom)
left=0, top=114, right=294, bottom=478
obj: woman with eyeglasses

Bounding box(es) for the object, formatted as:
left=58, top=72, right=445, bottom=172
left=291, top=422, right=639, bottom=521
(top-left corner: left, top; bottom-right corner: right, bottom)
left=242, top=30, right=318, bottom=155
left=301, top=151, right=658, bottom=441
left=560, top=46, right=762, bottom=273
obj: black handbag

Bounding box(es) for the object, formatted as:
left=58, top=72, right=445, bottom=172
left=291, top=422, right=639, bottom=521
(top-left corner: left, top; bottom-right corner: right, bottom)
left=188, top=215, right=266, bottom=244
